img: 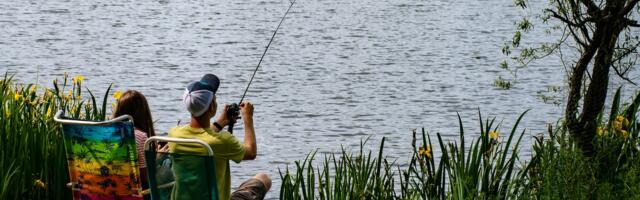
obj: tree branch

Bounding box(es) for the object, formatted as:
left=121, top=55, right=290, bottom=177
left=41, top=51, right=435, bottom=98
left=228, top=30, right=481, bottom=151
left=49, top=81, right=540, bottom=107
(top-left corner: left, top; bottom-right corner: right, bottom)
left=622, top=0, right=640, bottom=16
left=546, top=9, right=596, bottom=27
left=580, top=0, right=601, bottom=16
left=625, top=18, right=640, bottom=27
left=547, top=9, right=592, bottom=47
left=612, top=64, right=638, bottom=85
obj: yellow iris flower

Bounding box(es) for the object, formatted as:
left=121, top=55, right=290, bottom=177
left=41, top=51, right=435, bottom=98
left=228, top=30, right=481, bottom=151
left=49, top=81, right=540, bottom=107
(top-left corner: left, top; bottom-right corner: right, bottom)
left=614, top=115, right=630, bottom=130
left=14, top=93, right=23, bottom=101
left=34, top=179, right=46, bottom=189
left=72, top=75, right=85, bottom=85
left=419, top=145, right=432, bottom=159
left=596, top=126, right=605, bottom=136
left=113, top=91, right=122, bottom=100
left=47, top=107, right=53, bottom=117
left=489, top=131, right=499, bottom=140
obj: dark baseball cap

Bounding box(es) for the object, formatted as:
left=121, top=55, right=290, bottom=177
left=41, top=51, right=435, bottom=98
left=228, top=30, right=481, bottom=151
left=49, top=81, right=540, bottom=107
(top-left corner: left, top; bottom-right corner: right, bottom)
left=187, top=74, right=220, bottom=95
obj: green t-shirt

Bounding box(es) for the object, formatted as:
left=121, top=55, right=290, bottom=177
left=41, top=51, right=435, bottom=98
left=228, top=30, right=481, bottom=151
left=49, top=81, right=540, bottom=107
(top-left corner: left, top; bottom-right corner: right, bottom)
left=168, top=125, right=245, bottom=200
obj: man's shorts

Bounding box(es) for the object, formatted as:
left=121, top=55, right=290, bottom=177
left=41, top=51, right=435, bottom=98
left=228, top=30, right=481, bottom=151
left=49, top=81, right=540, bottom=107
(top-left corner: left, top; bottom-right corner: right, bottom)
left=231, top=178, right=268, bottom=200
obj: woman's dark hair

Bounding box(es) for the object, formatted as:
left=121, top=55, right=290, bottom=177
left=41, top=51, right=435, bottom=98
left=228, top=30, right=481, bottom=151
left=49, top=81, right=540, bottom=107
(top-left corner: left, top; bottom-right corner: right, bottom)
left=114, top=90, right=155, bottom=137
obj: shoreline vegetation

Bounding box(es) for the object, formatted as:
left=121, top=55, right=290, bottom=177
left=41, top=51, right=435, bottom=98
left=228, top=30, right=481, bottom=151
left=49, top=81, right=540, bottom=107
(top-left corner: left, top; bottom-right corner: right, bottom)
left=1, top=74, right=639, bottom=199
left=0, top=74, right=111, bottom=199
left=279, top=103, right=640, bottom=199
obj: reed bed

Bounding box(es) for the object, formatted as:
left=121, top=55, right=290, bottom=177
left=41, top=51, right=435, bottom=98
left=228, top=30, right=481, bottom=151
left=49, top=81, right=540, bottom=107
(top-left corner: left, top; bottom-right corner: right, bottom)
left=280, top=89, right=640, bottom=199
left=0, top=73, right=111, bottom=199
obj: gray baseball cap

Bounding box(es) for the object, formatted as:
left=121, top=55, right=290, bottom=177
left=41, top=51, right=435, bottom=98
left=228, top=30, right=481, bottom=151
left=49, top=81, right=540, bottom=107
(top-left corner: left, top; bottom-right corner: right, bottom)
left=183, top=74, right=220, bottom=117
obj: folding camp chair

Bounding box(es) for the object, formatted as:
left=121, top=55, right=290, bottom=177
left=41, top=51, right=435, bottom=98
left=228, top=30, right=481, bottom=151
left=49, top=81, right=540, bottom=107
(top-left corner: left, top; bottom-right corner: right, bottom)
left=54, top=111, right=144, bottom=200
left=144, top=136, right=219, bottom=200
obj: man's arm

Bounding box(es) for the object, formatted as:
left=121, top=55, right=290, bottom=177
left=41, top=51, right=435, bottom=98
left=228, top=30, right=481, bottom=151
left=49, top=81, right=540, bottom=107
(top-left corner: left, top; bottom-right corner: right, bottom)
left=240, top=101, right=257, bottom=160
left=212, top=102, right=257, bottom=160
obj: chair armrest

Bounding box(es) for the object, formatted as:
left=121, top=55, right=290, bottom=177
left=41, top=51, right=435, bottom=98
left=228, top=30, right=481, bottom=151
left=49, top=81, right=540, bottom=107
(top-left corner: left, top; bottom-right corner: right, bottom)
left=140, top=181, right=175, bottom=195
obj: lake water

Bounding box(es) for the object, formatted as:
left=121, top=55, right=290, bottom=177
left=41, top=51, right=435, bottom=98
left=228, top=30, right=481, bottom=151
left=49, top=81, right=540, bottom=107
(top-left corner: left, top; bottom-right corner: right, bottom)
left=1, top=0, right=638, bottom=198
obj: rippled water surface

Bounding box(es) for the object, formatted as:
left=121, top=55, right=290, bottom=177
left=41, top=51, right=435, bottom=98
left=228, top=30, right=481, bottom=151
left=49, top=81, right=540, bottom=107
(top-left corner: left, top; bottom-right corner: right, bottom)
left=2, top=0, right=639, bottom=198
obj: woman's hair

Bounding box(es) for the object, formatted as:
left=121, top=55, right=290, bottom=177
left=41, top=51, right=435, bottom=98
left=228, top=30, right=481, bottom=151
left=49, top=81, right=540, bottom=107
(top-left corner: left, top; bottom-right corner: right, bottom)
left=113, top=90, right=155, bottom=137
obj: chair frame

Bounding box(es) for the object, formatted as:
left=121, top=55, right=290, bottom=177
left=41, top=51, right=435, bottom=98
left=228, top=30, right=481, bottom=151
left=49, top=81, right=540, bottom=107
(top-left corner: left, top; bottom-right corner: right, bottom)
left=144, top=136, right=218, bottom=200
left=54, top=110, right=133, bottom=125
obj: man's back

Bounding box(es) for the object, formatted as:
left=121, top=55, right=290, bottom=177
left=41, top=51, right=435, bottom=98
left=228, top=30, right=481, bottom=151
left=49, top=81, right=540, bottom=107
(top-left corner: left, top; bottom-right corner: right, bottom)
left=168, top=125, right=245, bottom=200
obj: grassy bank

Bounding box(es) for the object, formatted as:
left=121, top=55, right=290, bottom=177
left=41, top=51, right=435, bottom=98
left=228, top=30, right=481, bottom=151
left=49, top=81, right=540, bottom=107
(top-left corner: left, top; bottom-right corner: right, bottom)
left=0, top=74, right=111, bottom=199
left=280, top=89, right=640, bottom=199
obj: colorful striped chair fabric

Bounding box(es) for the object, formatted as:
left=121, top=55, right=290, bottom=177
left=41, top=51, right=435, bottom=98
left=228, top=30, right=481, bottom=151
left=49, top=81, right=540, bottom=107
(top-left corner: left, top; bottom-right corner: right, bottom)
left=54, top=111, right=143, bottom=200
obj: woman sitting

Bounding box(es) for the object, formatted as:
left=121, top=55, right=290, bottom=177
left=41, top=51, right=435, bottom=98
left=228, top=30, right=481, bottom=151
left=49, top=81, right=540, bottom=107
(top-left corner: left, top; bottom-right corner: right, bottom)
left=113, top=90, right=156, bottom=191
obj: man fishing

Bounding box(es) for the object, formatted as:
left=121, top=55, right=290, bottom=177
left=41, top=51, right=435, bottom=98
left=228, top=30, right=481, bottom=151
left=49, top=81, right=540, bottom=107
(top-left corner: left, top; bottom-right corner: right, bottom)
left=168, top=74, right=271, bottom=200
left=167, top=1, right=295, bottom=198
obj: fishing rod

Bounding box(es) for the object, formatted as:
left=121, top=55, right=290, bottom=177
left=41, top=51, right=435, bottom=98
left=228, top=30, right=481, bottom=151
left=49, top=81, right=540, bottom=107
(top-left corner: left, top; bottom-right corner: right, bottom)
left=226, top=0, right=296, bottom=133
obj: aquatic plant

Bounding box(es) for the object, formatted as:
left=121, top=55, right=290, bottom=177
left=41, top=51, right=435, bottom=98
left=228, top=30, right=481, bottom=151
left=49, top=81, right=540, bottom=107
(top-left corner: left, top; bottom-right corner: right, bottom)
left=279, top=137, right=395, bottom=199
left=280, top=101, right=640, bottom=199
left=280, top=111, right=529, bottom=199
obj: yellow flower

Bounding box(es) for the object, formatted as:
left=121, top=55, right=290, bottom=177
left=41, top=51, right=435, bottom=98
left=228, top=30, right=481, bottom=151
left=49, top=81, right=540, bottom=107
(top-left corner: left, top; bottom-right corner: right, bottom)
left=418, top=145, right=432, bottom=159
left=621, top=130, right=629, bottom=139
left=113, top=91, right=122, bottom=100
left=46, top=107, right=53, bottom=117
left=14, top=93, right=23, bottom=101
left=72, top=75, right=85, bottom=85
left=71, top=107, right=78, bottom=115
left=615, top=115, right=630, bottom=130
left=489, top=131, right=499, bottom=140
left=613, top=120, right=623, bottom=131
left=34, top=179, right=46, bottom=189
left=597, top=126, right=605, bottom=136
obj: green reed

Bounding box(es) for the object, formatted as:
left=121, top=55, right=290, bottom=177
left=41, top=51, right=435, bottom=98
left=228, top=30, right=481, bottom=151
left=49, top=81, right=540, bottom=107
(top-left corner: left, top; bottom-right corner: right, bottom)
left=279, top=89, right=640, bottom=199
left=0, top=73, right=112, bottom=199
left=279, top=137, right=396, bottom=199
left=280, top=111, right=529, bottom=199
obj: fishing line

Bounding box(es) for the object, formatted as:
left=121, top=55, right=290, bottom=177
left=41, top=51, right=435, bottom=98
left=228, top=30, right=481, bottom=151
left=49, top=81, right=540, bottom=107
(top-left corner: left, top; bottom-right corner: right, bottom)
left=238, top=0, right=297, bottom=104
left=227, top=0, right=297, bottom=133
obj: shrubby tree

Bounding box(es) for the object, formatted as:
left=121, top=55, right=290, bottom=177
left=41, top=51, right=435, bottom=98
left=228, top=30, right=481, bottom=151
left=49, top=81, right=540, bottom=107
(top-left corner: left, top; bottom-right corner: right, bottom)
left=501, top=0, right=640, bottom=154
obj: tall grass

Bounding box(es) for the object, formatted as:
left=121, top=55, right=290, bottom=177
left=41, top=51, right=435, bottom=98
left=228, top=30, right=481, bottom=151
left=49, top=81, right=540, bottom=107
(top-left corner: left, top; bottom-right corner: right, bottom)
left=400, top=111, right=527, bottom=199
left=280, top=90, right=640, bottom=199
left=520, top=88, right=640, bottom=199
left=0, top=73, right=112, bottom=199
left=279, top=137, right=396, bottom=199
left=280, top=111, right=529, bottom=199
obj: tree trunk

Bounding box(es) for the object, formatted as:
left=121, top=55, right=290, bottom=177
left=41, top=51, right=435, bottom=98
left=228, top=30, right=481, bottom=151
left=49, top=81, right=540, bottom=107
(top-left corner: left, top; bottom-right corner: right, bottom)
left=565, top=4, right=627, bottom=155
left=564, top=28, right=601, bottom=155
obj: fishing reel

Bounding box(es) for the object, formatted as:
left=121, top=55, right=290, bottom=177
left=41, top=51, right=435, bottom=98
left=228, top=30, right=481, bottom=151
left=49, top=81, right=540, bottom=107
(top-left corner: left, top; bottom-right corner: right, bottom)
left=226, top=103, right=241, bottom=133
